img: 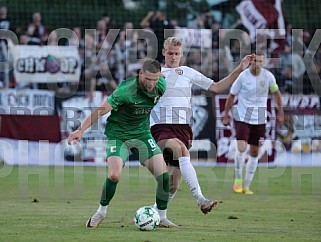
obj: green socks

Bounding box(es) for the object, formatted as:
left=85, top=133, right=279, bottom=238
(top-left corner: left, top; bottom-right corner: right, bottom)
left=155, top=172, right=170, bottom=210
left=100, top=178, right=118, bottom=206
left=100, top=173, right=169, bottom=210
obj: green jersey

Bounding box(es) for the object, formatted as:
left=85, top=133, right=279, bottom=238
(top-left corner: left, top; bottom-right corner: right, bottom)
left=105, top=75, right=166, bottom=139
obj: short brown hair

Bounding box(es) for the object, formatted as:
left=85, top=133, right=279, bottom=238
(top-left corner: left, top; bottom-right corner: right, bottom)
left=142, top=59, right=161, bottom=73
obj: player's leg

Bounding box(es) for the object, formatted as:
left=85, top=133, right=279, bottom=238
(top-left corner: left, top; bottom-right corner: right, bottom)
left=243, top=145, right=258, bottom=195
left=139, top=135, right=177, bottom=228
left=243, top=124, right=265, bottom=194
left=152, top=125, right=216, bottom=214
left=151, top=161, right=181, bottom=210
left=100, top=156, right=124, bottom=209
left=234, top=140, right=247, bottom=192
left=151, top=125, right=183, bottom=204
left=86, top=156, right=124, bottom=228
left=86, top=138, right=127, bottom=228
left=156, top=140, right=183, bottom=202
left=144, top=153, right=178, bottom=228
left=163, top=138, right=217, bottom=214
left=144, top=153, right=168, bottom=209
left=164, top=139, right=201, bottom=198
left=168, top=164, right=182, bottom=203
left=233, top=121, right=250, bottom=193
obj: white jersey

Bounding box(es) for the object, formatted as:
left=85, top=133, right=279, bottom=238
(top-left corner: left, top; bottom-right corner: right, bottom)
left=150, top=66, right=213, bottom=125
left=230, top=68, right=277, bottom=125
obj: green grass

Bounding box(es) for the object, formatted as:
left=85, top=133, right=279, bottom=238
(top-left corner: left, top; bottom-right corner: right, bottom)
left=0, top=165, right=321, bottom=242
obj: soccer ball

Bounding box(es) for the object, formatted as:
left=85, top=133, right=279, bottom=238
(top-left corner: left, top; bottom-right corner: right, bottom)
left=134, top=206, right=160, bottom=231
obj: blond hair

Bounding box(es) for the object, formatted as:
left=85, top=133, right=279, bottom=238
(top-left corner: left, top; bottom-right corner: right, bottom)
left=163, top=37, right=183, bottom=49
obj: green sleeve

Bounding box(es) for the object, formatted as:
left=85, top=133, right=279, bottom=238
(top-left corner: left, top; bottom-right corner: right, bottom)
left=106, top=87, right=125, bottom=111
left=158, top=76, right=166, bottom=96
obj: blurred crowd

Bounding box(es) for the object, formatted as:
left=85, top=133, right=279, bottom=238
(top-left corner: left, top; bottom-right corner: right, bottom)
left=0, top=5, right=320, bottom=97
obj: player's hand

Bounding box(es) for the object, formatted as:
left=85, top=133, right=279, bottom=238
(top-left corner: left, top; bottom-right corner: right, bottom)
left=238, top=54, right=255, bottom=71
left=67, top=130, right=83, bottom=145
left=222, top=115, right=230, bottom=126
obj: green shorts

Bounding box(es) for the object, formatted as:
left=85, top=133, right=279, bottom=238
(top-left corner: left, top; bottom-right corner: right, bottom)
left=106, top=133, right=162, bottom=164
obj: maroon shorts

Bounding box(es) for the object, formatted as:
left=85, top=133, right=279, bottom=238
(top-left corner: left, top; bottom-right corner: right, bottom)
left=151, top=124, right=192, bottom=167
left=234, top=121, right=266, bottom=146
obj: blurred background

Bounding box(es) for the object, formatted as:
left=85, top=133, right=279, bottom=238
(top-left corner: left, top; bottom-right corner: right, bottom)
left=0, top=0, right=321, bottom=165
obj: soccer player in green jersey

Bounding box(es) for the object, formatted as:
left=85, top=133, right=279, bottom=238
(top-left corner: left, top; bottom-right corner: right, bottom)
left=67, top=59, right=177, bottom=228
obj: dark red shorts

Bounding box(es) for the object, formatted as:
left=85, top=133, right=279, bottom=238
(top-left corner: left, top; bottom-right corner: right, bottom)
left=151, top=124, right=192, bottom=167
left=234, top=121, right=266, bottom=146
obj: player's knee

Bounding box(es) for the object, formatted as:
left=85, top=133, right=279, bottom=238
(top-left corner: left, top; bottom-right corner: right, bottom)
left=108, top=172, right=121, bottom=182
left=249, top=145, right=259, bottom=156
left=237, top=143, right=247, bottom=153
left=249, top=149, right=259, bottom=157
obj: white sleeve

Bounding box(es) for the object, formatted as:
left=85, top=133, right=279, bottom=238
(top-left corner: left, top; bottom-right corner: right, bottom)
left=189, top=67, right=214, bottom=90
left=230, top=75, right=242, bottom=95
left=267, top=70, right=277, bottom=86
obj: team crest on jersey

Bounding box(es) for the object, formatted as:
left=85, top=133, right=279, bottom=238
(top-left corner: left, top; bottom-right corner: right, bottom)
left=175, top=68, right=183, bottom=75
left=154, top=96, right=160, bottom=103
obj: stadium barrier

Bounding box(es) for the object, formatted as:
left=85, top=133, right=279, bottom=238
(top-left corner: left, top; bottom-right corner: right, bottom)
left=1, top=92, right=321, bottom=165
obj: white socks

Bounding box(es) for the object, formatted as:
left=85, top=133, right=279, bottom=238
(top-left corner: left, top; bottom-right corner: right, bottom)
left=234, top=150, right=246, bottom=179
left=157, top=208, right=167, bottom=220
left=97, top=204, right=108, bottom=215
left=154, top=156, right=205, bottom=209
left=178, top=156, right=204, bottom=203
left=244, top=155, right=259, bottom=187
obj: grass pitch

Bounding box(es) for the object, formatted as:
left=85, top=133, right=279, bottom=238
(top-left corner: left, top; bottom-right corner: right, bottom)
left=0, top=164, right=320, bottom=242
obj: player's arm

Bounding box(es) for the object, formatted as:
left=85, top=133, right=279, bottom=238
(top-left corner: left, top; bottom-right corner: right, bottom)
left=67, top=100, right=113, bottom=145
left=272, top=89, right=284, bottom=126
left=208, top=54, right=254, bottom=93
left=222, top=94, right=235, bottom=126
left=79, top=100, right=112, bottom=131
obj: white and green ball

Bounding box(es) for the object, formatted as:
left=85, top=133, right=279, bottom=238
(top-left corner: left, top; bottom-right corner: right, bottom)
left=134, top=206, right=160, bottom=231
